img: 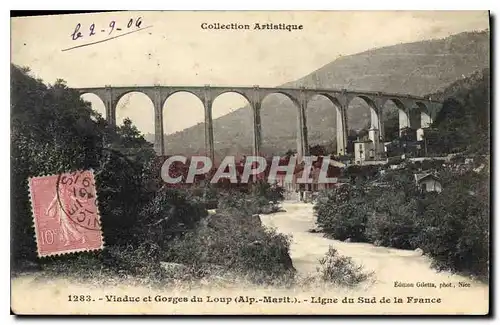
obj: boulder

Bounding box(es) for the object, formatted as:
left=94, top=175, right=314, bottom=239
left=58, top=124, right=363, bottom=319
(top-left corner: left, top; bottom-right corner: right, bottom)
left=344, top=237, right=352, bottom=243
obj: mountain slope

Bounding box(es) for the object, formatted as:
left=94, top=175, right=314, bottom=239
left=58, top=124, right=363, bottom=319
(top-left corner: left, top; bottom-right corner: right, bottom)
left=428, top=68, right=490, bottom=154
left=158, top=30, right=489, bottom=158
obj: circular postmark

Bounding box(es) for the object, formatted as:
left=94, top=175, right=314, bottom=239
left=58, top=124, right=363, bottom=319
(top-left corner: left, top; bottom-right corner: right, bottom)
left=56, top=170, right=101, bottom=231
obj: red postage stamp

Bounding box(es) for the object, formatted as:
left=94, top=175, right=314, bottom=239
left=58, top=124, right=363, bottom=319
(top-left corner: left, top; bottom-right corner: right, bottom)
left=29, top=170, right=104, bottom=257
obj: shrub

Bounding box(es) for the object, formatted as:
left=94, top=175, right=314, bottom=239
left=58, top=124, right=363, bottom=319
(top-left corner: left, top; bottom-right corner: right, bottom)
left=217, top=191, right=256, bottom=215
left=162, top=210, right=294, bottom=283
left=11, top=66, right=157, bottom=265
left=365, top=192, right=421, bottom=249
left=38, top=242, right=171, bottom=283
left=251, top=181, right=285, bottom=204
left=314, top=186, right=369, bottom=241
left=218, top=187, right=282, bottom=216
left=134, top=188, right=208, bottom=246
left=317, top=246, right=372, bottom=287
left=185, top=184, right=220, bottom=209
left=414, top=171, right=489, bottom=280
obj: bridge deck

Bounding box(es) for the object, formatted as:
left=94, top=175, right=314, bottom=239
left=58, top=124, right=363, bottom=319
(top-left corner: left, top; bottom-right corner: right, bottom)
left=75, top=85, right=441, bottom=104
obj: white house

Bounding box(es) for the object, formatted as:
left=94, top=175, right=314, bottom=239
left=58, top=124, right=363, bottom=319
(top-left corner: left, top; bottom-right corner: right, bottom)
left=353, top=128, right=385, bottom=165
left=354, top=140, right=374, bottom=164
left=414, top=173, right=442, bottom=193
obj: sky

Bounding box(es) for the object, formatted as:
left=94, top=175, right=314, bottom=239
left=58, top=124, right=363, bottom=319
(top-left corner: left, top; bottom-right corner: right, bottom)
left=11, top=11, right=489, bottom=135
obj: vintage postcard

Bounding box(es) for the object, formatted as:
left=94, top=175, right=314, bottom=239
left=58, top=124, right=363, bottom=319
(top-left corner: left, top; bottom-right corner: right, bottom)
left=10, top=11, right=490, bottom=315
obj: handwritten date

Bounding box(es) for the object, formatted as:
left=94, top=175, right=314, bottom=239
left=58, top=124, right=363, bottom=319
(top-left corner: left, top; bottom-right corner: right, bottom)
left=71, top=17, right=143, bottom=41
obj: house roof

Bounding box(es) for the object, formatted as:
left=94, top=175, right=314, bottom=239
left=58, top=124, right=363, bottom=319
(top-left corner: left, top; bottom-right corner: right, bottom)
left=328, top=160, right=347, bottom=168
left=414, top=173, right=439, bottom=183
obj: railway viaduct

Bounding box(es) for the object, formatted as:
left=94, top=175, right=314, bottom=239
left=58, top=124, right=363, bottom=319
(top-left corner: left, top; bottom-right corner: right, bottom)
left=77, top=85, right=442, bottom=160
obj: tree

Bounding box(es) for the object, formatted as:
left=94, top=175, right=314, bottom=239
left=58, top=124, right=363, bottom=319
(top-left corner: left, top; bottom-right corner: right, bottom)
left=11, top=64, right=157, bottom=263
left=366, top=186, right=421, bottom=249
left=309, top=144, right=327, bottom=156
left=430, top=69, right=490, bottom=155
left=414, top=171, right=489, bottom=279
left=314, top=185, right=370, bottom=241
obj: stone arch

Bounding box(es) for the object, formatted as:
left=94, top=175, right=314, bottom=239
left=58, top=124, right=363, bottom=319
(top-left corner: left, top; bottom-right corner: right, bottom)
left=346, top=95, right=380, bottom=130
left=259, top=91, right=302, bottom=156
left=311, top=92, right=342, bottom=111
left=79, top=92, right=106, bottom=120
left=261, top=91, right=300, bottom=109
left=211, top=91, right=253, bottom=161
left=305, top=93, right=344, bottom=155
left=79, top=91, right=105, bottom=104
left=413, top=101, right=433, bottom=141
left=211, top=89, right=252, bottom=107
left=162, top=89, right=204, bottom=108
left=385, top=98, right=406, bottom=111
left=114, top=89, right=154, bottom=107
left=382, top=98, right=407, bottom=141
left=414, top=101, right=432, bottom=128
left=350, top=95, right=376, bottom=107
left=114, top=91, right=155, bottom=137
left=161, top=91, right=205, bottom=156
left=344, top=95, right=384, bottom=159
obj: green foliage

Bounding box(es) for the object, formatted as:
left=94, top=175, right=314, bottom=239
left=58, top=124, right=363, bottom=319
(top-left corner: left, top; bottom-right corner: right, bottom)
left=183, top=184, right=220, bottom=209
left=383, top=110, right=400, bottom=142
left=163, top=211, right=294, bottom=283
left=161, top=183, right=293, bottom=283
left=430, top=69, right=490, bottom=155
left=365, top=193, right=420, bottom=249
left=314, top=186, right=369, bottom=241
left=38, top=242, right=170, bottom=283
left=217, top=181, right=284, bottom=216
left=315, top=167, right=490, bottom=280
left=135, top=188, right=208, bottom=245
left=218, top=191, right=272, bottom=216
left=11, top=65, right=158, bottom=263
left=11, top=61, right=292, bottom=286
left=309, top=144, right=327, bottom=156
left=318, top=246, right=372, bottom=287
left=251, top=181, right=285, bottom=204
left=11, top=66, right=105, bottom=261
left=414, top=171, right=489, bottom=280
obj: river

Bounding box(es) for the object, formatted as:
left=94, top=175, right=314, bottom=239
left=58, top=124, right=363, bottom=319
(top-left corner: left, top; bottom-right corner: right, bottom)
left=11, top=201, right=489, bottom=315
